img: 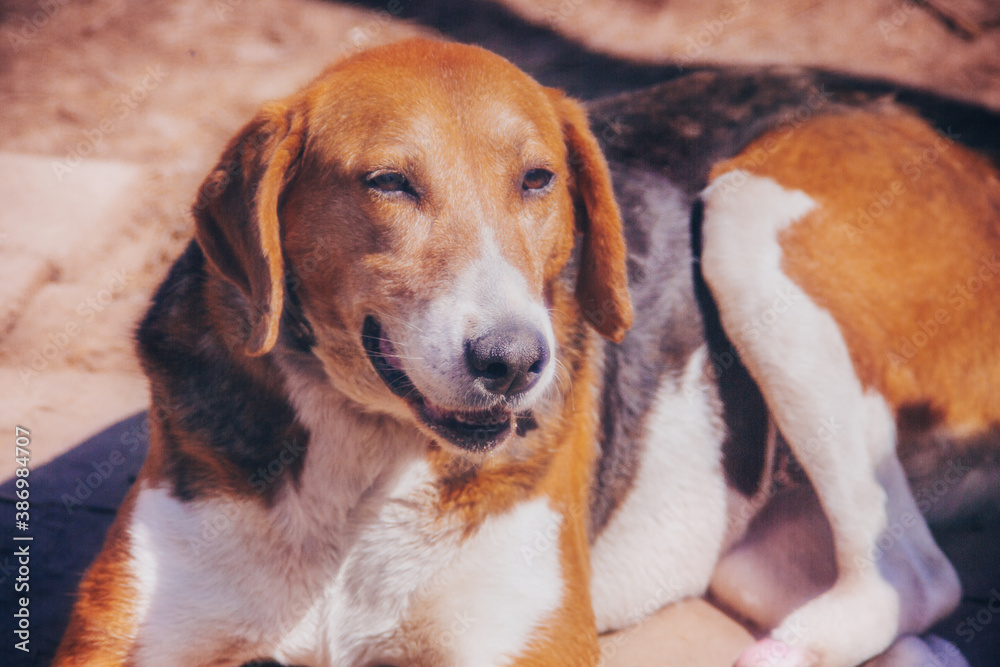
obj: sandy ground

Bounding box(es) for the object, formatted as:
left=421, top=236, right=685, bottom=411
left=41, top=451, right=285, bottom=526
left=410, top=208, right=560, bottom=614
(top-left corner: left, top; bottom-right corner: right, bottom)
left=501, top=0, right=1000, bottom=109
left=1, top=0, right=998, bottom=664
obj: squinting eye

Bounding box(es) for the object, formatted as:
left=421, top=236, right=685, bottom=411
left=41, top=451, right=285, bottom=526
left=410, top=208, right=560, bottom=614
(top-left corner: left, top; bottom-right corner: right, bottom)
left=522, top=168, right=554, bottom=192
left=366, top=171, right=415, bottom=196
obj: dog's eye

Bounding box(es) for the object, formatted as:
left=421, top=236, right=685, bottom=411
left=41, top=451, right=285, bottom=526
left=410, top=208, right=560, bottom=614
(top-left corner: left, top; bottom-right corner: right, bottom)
left=522, top=168, right=554, bottom=192
left=366, top=171, right=416, bottom=197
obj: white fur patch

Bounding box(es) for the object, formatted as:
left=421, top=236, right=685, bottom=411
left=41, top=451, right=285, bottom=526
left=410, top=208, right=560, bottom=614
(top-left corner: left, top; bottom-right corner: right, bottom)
left=701, top=170, right=960, bottom=666
left=125, top=492, right=158, bottom=635
left=426, top=498, right=565, bottom=666
left=128, top=486, right=277, bottom=666
left=271, top=457, right=442, bottom=666
left=590, top=345, right=728, bottom=632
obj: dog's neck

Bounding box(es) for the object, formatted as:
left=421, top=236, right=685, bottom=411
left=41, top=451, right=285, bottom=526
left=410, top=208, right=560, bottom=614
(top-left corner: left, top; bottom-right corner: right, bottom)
left=281, top=352, right=429, bottom=499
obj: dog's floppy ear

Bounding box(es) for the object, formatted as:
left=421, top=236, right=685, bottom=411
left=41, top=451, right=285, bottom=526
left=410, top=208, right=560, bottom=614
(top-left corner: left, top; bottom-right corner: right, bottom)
left=193, top=101, right=306, bottom=357
left=548, top=91, right=633, bottom=343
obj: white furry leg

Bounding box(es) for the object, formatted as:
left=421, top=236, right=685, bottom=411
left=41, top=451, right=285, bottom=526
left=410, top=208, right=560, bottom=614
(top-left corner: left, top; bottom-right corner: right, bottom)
left=701, top=171, right=959, bottom=666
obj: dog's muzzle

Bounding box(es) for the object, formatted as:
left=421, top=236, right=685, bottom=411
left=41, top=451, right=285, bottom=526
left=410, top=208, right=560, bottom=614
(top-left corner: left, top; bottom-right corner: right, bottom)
left=363, top=316, right=547, bottom=452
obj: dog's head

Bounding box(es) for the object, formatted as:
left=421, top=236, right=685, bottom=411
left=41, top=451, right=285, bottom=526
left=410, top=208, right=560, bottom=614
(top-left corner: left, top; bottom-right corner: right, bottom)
left=193, top=39, right=631, bottom=453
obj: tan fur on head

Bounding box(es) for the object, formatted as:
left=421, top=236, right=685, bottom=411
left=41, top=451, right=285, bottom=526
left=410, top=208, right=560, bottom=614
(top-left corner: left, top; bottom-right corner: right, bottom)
left=193, top=45, right=633, bottom=360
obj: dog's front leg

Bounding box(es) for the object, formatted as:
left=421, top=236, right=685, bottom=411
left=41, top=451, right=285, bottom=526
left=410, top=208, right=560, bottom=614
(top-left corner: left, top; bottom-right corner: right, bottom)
left=700, top=171, right=961, bottom=667
left=53, top=487, right=281, bottom=667
left=52, top=507, right=144, bottom=667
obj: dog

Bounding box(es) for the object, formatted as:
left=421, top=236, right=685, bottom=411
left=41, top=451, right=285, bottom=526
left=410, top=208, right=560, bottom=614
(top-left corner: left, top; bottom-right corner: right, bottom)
left=54, top=37, right=631, bottom=667
left=54, top=38, right=999, bottom=666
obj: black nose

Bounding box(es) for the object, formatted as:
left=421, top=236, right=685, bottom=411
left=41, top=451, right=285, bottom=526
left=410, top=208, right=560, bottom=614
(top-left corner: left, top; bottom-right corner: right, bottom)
left=465, top=324, right=550, bottom=397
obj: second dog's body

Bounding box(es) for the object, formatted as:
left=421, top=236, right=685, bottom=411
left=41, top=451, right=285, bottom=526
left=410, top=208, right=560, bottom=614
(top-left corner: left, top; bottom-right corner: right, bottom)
left=588, top=77, right=999, bottom=666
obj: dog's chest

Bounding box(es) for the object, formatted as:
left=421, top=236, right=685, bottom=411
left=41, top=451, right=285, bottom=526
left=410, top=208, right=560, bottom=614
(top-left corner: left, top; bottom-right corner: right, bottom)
left=270, top=469, right=566, bottom=667
left=129, top=426, right=564, bottom=667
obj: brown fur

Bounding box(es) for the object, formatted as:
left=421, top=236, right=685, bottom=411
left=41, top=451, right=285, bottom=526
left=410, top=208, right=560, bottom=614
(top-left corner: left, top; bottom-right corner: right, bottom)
left=194, top=103, right=307, bottom=357
left=712, top=108, right=1000, bottom=443
left=549, top=91, right=633, bottom=343
left=52, top=492, right=141, bottom=666
left=512, top=333, right=603, bottom=667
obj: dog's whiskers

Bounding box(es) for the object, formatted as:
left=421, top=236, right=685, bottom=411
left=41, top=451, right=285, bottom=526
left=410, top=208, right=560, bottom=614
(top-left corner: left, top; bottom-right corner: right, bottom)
left=551, top=358, right=573, bottom=403
left=377, top=311, right=425, bottom=334
left=363, top=333, right=424, bottom=361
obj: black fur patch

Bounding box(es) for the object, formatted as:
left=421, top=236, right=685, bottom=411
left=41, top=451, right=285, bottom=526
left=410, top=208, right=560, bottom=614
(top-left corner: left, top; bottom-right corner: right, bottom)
left=136, top=242, right=309, bottom=503
left=689, top=199, right=770, bottom=497
left=588, top=67, right=1000, bottom=189
left=589, top=167, right=706, bottom=537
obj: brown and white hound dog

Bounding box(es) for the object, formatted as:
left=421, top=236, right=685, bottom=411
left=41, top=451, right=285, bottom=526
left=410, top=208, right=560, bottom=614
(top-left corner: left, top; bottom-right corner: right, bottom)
left=54, top=39, right=999, bottom=667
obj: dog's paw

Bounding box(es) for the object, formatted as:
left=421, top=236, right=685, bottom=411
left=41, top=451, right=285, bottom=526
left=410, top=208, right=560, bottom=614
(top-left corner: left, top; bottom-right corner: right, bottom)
left=734, top=638, right=818, bottom=667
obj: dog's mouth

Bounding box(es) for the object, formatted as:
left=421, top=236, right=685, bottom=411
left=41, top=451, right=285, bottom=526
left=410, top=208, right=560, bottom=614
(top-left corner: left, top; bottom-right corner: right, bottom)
left=362, top=316, right=515, bottom=452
